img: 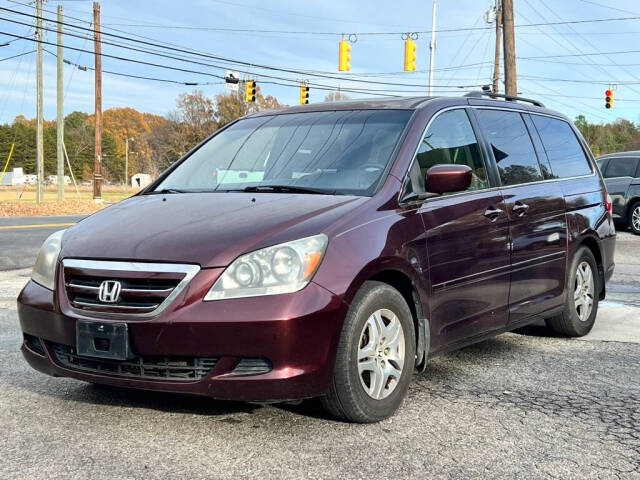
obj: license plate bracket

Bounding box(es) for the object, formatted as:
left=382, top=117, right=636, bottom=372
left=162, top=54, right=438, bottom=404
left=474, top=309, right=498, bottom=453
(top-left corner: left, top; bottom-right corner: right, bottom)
left=76, top=320, right=132, bottom=360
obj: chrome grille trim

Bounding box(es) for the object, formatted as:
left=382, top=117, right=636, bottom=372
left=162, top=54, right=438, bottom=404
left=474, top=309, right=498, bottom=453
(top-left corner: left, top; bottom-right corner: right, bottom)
left=62, top=259, right=200, bottom=318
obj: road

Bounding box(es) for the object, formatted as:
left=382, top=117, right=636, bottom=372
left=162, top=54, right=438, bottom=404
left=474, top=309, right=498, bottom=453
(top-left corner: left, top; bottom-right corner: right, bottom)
left=0, top=220, right=639, bottom=479
left=0, top=215, right=86, bottom=270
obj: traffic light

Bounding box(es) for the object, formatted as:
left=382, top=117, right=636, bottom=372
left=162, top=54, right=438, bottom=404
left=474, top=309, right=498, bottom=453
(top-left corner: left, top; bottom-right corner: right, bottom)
left=339, top=37, right=351, bottom=71
left=404, top=38, right=417, bottom=72
left=605, top=88, right=614, bottom=109
left=245, top=80, right=256, bottom=103
left=299, top=84, right=309, bottom=105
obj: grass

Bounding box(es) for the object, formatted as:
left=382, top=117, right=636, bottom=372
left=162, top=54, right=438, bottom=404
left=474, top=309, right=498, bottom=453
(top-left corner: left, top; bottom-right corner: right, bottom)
left=0, top=185, right=134, bottom=203
left=0, top=185, right=141, bottom=216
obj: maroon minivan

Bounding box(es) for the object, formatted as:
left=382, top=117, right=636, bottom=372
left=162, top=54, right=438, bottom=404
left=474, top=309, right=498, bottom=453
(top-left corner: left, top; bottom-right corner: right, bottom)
left=18, top=93, right=616, bottom=422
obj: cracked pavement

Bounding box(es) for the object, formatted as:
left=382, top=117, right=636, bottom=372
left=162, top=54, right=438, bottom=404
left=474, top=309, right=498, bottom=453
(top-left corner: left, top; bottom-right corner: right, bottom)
left=0, top=231, right=639, bottom=479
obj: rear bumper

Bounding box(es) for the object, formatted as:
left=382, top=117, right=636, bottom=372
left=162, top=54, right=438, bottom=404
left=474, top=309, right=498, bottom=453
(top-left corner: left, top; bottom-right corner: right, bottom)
left=18, top=279, right=345, bottom=402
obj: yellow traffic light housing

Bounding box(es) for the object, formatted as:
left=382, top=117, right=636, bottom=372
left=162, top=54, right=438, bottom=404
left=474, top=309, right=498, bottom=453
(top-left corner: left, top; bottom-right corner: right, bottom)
left=245, top=80, right=256, bottom=103
left=404, top=38, right=417, bottom=72
left=300, top=84, right=309, bottom=105
left=605, top=88, right=614, bottom=109
left=339, top=37, right=351, bottom=71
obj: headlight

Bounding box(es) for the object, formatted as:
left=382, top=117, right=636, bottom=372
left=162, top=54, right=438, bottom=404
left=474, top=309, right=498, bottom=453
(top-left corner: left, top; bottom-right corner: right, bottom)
left=31, top=229, right=65, bottom=290
left=204, top=234, right=328, bottom=301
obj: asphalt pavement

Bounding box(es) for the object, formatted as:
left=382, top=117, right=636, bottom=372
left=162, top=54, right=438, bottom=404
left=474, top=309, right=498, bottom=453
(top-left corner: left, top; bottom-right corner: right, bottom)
left=0, top=221, right=639, bottom=479
left=0, top=215, right=87, bottom=270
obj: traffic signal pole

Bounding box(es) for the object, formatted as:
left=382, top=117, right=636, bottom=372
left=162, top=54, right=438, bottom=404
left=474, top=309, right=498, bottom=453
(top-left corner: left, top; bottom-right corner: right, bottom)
left=428, top=0, right=436, bottom=96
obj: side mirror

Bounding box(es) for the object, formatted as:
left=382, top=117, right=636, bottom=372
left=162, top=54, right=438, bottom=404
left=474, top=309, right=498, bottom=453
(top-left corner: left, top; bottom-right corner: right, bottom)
left=425, top=164, right=472, bottom=194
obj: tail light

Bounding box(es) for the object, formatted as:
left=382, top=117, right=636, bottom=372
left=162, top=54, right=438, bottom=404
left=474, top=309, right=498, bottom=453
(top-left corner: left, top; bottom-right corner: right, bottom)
left=605, top=193, right=613, bottom=216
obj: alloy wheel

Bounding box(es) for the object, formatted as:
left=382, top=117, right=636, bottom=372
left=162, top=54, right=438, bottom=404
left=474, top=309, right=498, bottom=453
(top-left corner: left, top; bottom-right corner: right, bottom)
left=574, top=261, right=595, bottom=322
left=632, top=206, right=640, bottom=232
left=357, top=308, right=405, bottom=400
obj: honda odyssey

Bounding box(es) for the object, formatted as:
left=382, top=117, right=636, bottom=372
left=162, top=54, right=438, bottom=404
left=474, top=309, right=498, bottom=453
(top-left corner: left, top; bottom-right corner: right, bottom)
left=18, top=93, right=616, bottom=422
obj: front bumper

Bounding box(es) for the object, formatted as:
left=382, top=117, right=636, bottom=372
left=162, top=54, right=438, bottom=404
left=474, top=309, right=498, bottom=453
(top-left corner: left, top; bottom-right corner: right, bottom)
left=18, top=276, right=345, bottom=402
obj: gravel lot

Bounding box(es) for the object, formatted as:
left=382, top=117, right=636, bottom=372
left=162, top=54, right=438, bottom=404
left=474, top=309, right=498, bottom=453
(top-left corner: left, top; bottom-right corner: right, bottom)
left=0, top=232, right=639, bottom=479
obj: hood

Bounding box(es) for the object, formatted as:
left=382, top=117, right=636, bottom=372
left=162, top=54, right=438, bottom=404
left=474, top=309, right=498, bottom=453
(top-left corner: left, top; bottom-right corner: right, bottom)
left=61, top=192, right=366, bottom=267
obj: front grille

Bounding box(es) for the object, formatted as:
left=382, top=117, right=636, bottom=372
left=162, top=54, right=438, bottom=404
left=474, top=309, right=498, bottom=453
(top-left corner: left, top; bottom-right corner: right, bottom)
left=53, top=343, right=218, bottom=381
left=62, top=260, right=199, bottom=316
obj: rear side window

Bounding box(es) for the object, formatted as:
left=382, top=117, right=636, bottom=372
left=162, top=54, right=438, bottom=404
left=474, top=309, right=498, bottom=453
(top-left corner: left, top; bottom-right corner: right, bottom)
left=531, top=115, right=592, bottom=178
left=604, top=157, right=639, bottom=178
left=475, top=109, right=543, bottom=186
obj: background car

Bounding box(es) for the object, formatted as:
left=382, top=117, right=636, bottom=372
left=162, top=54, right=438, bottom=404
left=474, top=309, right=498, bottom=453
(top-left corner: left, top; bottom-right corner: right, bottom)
left=596, top=151, right=640, bottom=234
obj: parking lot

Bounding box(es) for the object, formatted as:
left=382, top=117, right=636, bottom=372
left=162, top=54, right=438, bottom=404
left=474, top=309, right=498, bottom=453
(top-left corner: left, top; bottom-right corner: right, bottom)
left=1, top=223, right=639, bottom=479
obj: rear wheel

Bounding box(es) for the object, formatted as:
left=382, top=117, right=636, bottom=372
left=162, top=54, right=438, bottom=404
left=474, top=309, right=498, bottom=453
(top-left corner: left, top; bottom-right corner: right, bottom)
left=629, top=201, right=640, bottom=235
left=546, top=246, right=599, bottom=337
left=321, top=281, right=415, bottom=423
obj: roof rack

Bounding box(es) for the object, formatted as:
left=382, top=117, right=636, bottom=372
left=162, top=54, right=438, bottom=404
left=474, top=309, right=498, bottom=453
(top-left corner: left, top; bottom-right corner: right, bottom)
left=464, top=91, right=545, bottom=108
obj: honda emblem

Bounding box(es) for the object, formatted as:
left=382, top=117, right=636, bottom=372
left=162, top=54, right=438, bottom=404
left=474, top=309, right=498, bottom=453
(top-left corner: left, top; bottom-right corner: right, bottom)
left=98, top=280, right=122, bottom=303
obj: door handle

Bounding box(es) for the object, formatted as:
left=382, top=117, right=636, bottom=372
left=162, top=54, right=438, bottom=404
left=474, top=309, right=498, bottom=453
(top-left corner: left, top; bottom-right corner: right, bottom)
left=513, top=202, right=529, bottom=216
left=484, top=206, right=503, bottom=221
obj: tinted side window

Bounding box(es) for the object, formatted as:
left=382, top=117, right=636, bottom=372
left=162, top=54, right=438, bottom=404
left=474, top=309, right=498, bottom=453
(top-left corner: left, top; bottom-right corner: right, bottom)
left=413, top=109, right=489, bottom=193
left=475, top=109, right=543, bottom=186
left=604, top=157, right=639, bottom=178
left=531, top=115, right=592, bottom=178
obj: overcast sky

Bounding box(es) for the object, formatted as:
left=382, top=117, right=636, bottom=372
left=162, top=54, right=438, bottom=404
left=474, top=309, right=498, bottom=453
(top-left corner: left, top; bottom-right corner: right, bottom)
left=0, top=0, right=639, bottom=125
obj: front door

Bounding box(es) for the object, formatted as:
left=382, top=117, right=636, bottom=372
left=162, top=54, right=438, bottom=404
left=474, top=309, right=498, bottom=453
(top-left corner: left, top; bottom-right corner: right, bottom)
left=411, top=108, right=511, bottom=347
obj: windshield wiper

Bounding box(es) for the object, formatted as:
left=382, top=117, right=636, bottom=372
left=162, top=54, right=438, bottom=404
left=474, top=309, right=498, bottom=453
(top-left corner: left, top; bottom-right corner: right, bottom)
left=239, top=185, right=336, bottom=195
left=143, top=188, right=189, bottom=195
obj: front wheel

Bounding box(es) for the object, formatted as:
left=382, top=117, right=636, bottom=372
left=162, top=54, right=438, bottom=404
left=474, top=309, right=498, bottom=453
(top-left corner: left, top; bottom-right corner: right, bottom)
left=321, top=281, right=416, bottom=423
left=546, top=246, right=599, bottom=337
left=629, top=201, right=640, bottom=235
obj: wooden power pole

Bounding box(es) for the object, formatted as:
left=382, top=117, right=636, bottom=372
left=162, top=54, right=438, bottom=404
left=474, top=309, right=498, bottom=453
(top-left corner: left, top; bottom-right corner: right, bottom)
left=502, top=0, right=517, bottom=96
left=56, top=5, right=64, bottom=200
left=35, top=0, right=44, bottom=203
left=93, top=1, right=102, bottom=201
left=492, top=0, right=502, bottom=94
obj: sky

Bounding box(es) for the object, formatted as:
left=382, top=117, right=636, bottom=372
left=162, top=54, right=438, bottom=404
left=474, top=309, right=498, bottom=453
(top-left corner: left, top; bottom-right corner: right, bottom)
left=0, top=0, right=639, bottom=125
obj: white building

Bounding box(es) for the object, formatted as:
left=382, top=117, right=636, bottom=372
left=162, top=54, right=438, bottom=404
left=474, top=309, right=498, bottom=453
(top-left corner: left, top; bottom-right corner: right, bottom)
left=131, top=173, right=152, bottom=188
left=0, top=168, right=25, bottom=186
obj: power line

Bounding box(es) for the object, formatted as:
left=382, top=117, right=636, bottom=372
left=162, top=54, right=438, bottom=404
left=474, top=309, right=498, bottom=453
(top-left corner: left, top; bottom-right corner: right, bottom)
left=3, top=4, right=640, bottom=36
left=0, top=15, right=488, bottom=92
left=0, top=49, right=35, bottom=61
left=0, top=10, right=488, bottom=90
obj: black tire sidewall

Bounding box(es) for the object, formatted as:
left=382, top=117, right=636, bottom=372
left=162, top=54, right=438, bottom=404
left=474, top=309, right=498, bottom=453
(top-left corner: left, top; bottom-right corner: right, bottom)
left=336, top=282, right=416, bottom=421
left=565, top=247, right=599, bottom=336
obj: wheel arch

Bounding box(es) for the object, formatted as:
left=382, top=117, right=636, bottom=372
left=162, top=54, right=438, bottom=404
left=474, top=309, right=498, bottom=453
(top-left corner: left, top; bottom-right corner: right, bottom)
left=342, top=259, right=430, bottom=370
left=577, top=235, right=605, bottom=300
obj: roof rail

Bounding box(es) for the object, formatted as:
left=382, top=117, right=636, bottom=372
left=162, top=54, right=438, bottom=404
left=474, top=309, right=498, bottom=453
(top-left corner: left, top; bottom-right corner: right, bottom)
left=464, top=91, right=545, bottom=108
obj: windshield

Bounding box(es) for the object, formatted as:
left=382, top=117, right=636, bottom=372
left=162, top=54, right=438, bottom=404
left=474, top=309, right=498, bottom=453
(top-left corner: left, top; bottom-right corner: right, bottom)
left=154, top=109, right=412, bottom=196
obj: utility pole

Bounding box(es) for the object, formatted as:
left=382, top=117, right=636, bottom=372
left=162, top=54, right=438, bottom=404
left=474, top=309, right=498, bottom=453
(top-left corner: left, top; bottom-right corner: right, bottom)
left=93, top=2, right=102, bottom=201
left=125, top=137, right=133, bottom=189
left=502, top=0, right=517, bottom=96
left=492, top=0, right=503, bottom=94
left=56, top=5, right=64, bottom=200
left=35, top=0, right=44, bottom=203
left=428, top=0, right=436, bottom=96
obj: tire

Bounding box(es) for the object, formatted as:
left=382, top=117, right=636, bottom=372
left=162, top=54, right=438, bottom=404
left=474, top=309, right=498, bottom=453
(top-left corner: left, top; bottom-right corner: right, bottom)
left=321, top=281, right=416, bottom=423
left=545, top=246, right=600, bottom=337
left=629, top=201, right=640, bottom=235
